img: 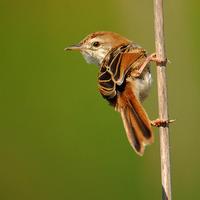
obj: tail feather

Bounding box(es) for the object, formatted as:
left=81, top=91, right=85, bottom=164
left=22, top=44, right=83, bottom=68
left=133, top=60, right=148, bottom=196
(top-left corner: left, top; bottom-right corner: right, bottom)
left=120, top=108, right=143, bottom=154
left=117, top=83, right=153, bottom=155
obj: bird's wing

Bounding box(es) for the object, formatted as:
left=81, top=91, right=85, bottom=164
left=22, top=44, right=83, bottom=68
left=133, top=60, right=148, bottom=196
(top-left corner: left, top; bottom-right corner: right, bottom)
left=110, top=47, right=146, bottom=85
left=98, top=47, right=146, bottom=99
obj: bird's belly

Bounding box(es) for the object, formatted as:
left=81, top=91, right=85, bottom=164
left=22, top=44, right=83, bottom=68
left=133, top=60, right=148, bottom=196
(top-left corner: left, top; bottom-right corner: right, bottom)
left=133, top=70, right=152, bottom=101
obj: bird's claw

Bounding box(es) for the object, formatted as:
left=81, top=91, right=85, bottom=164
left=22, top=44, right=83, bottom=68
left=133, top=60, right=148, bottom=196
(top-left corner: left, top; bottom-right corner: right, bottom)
left=149, top=53, right=169, bottom=65
left=151, top=118, right=175, bottom=127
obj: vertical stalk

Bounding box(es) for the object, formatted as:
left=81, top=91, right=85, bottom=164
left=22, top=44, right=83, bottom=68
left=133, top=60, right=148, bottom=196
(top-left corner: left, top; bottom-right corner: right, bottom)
left=153, top=0, right=172, bottom=199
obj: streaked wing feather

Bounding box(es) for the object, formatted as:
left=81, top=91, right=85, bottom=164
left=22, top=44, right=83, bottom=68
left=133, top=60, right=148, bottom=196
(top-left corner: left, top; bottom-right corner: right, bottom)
left=98, top=45, right=146, bottom=99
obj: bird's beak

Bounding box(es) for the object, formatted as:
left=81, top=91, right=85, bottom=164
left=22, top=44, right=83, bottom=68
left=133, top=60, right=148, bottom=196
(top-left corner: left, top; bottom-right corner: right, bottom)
left=64, top=44, right=81, bottom=51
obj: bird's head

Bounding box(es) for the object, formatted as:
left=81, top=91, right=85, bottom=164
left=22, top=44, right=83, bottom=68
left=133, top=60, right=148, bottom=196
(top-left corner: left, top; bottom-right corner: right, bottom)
left=65, top=31, right=131, bottom=66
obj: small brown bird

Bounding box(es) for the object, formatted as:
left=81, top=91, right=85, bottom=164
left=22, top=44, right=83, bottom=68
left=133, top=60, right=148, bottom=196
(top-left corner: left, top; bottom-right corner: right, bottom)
left=65, top=31, right=165, bottom=155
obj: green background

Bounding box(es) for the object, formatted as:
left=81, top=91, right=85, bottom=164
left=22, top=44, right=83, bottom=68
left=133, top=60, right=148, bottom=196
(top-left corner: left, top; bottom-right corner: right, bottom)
left=1, top=0, right=200, bottom=199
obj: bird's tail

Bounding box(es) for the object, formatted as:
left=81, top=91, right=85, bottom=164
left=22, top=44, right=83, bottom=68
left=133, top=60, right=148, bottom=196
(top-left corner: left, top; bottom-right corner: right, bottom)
left=116, top=83, right=153, bottom=155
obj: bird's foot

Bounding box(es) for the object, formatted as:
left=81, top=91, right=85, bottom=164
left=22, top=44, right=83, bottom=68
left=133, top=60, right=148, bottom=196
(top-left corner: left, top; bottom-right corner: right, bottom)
left=151, top=118, right=175, bottom=127
left=149, top=53, right=168, bottom=65
left=132, top=53, right=169, bottom=78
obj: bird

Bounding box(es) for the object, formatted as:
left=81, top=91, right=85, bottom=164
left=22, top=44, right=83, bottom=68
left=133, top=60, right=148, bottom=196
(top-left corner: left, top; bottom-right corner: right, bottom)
left=65, top=31, right=166, bottom=156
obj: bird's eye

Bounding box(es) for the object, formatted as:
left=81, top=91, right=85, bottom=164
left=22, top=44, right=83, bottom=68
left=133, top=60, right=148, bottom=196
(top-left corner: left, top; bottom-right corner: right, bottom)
left=92, top=41, right=100, bottom=47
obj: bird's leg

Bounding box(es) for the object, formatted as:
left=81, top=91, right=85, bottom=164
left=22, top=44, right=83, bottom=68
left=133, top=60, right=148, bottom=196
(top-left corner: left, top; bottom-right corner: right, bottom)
left=151, top=118, right=175, bottom=127
left=132, top=53, right=168, bottom=78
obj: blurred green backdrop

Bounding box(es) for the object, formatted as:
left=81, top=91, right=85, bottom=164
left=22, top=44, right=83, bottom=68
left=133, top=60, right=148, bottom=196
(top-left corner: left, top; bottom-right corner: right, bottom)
left=1, top=0, right=200, bottom=199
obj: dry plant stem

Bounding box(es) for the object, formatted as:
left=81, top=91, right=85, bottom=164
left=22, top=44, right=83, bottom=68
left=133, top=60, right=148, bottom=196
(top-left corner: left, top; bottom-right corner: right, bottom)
left=153, top=0, right=172, bottom=200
